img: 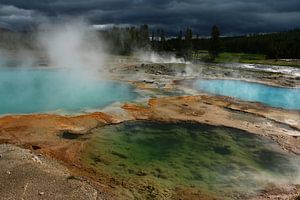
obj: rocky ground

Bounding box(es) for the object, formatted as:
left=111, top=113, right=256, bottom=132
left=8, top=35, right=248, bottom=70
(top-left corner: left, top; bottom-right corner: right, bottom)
left=0, top=144, right=107, bottom=200
left=111, top=62, right=300, bottom=88
left=1, top=60, right=300, bottom=199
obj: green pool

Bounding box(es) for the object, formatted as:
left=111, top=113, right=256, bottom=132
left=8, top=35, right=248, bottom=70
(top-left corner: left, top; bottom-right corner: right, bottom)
left=81, top=121, right=299, bottom=199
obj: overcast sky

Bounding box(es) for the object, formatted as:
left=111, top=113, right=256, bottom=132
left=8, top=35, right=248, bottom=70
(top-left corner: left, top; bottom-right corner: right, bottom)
left=0, top=0, right=300, bottom=35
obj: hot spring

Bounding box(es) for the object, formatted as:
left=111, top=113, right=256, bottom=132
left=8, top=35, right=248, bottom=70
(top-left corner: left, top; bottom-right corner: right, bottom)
left=0, top=67, right=137, bottom=115
left=193, top=79, right=300, bottom=110
left=81, top=121, right=299, bottom=199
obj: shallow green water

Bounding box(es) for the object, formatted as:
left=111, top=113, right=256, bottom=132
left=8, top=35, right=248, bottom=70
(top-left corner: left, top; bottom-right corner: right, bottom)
left=82, top=121, right=299, bottom=198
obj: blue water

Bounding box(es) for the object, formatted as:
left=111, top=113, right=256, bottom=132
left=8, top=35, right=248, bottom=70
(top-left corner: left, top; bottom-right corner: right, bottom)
left=0, top=68, right=137, bottom=114
left=193, top=79, right=300, bottom=110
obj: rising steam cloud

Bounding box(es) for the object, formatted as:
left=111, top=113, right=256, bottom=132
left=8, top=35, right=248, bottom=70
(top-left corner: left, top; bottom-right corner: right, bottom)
left=37, top=18, right=106, bottom=74
left=134, top=50, right=187, bottom=64
left=0, top=18, right=110, bottom=114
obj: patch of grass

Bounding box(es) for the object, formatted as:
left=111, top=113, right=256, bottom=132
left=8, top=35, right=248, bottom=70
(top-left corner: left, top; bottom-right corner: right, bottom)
left=241, top=59, right=300, bottom=68
left=193, top=51, right=300, bottom=68
left=215, top=52, right=265, bottom=63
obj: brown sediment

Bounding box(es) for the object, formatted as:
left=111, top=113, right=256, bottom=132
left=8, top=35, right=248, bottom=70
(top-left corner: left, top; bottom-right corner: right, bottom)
left=0, top=93, right=300, bottom=199
left=0, top=112, right=115, bottom=164
left=2, top=92, right=298, bottom=163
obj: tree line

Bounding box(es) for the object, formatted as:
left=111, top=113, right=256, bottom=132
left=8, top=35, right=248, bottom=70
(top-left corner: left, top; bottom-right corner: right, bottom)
left=100, top=25, right=300, bottom=60
left=191, top=29, right=300, bottom=59
left=0, top=25, right=299, bottom=60
left=166, top=29, right=300, bottom=60
left=100, top=25, right=151, bottom=55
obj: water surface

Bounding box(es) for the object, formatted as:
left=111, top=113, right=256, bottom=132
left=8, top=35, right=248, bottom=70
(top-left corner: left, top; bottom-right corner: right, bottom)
left=82, top=121, right=299, bottom=199
left=193, top=79, right=300, bottom=110
left=0, top=68, right=136, bottom=114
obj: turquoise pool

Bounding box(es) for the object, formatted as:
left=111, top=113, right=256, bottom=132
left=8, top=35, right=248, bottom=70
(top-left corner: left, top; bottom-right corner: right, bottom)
left=0, top=68, right=137, bottom=114
left=193, top=79, right=300, bottom=110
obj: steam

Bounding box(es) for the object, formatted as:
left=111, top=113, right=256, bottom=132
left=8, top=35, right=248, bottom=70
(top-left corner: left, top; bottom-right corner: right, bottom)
left=37, top=19, right=105, bottom=74
left=134, top=50, right=188, bottom=64
left=179, top=64, right=202, bottom=78
left=0, top=46, right=39, bottom=68
left=0, top=18, right=113, bottom=114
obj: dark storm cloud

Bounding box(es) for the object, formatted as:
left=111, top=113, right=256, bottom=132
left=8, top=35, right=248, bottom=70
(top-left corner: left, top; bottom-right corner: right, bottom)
left=0, top=0, right=300, bottom=35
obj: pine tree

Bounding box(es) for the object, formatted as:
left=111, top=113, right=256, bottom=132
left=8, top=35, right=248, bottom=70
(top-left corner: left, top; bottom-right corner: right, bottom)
left=184, top=28, right=193, bottom=60
left=209, top=25, right=220, bottom=60
left=176, top=30, right=183, bottom=57
left=160, top=29, right=166, bottom=51
left=139, top=24, right=150, bottom=49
